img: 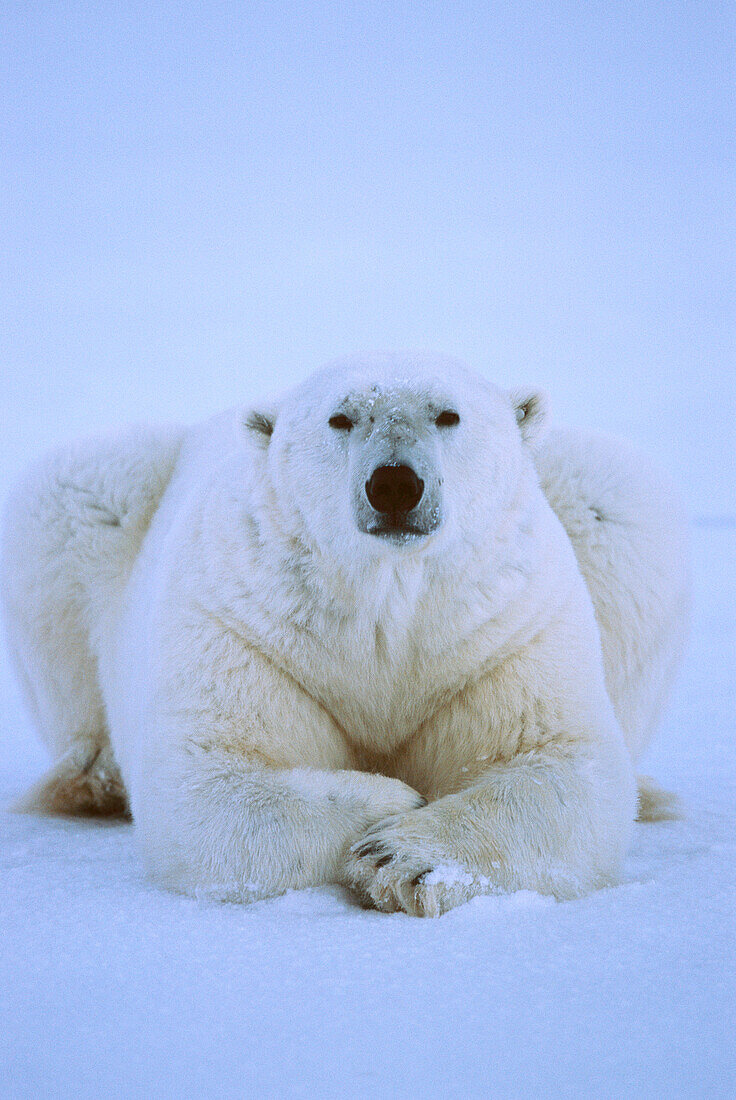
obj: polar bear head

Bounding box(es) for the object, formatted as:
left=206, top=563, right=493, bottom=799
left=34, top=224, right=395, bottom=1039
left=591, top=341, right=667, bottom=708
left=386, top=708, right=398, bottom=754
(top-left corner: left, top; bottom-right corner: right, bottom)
left=242, top=355, right=547, bottom=561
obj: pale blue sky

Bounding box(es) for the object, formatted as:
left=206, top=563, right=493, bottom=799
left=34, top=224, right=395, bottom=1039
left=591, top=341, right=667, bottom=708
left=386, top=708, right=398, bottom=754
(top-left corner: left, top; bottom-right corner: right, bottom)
left=1, top=1, right=734, bottom=509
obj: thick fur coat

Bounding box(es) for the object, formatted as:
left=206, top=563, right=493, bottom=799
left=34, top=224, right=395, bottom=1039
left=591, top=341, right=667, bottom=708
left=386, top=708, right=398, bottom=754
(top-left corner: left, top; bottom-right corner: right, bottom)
left=1, top=355, right=690, bottom=915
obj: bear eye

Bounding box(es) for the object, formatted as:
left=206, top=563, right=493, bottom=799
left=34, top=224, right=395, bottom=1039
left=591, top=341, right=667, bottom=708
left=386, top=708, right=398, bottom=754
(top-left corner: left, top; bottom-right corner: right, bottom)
left=435, top=410, right=460, bottom=428
left=329, top=413, right=354, bottom=431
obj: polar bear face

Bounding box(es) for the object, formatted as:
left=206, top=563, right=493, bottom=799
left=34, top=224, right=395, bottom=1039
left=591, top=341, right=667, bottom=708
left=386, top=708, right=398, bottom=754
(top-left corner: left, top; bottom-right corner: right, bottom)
left=244, top=356, right=546, bottom=562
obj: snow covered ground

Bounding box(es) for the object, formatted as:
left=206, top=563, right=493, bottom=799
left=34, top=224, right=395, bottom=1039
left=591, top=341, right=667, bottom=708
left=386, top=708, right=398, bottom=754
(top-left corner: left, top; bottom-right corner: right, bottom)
left=1, top=522, right=734, bottom=1099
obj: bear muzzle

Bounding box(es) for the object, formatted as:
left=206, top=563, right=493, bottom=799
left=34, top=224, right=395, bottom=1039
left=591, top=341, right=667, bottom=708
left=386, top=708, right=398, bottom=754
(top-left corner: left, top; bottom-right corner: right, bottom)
left=361, top=463, right=441, bottom=540
left=365, top=464, right=424, bottom=516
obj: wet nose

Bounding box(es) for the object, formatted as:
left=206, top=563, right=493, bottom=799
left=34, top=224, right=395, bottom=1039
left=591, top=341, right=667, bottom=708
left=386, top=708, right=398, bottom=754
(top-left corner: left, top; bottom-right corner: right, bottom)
left=365, top=465, right=424, bottom=514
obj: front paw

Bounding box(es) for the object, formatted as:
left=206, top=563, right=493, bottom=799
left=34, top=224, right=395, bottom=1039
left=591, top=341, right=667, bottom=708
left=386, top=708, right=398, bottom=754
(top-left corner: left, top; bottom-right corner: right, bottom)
left=357, top=774, right=428, bottom=824
left=343, top=810, right=493, bottom=917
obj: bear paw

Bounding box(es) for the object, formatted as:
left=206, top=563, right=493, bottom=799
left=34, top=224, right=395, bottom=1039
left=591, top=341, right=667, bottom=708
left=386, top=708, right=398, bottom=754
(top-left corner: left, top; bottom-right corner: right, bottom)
left=344, top=810, right=494, bottom=917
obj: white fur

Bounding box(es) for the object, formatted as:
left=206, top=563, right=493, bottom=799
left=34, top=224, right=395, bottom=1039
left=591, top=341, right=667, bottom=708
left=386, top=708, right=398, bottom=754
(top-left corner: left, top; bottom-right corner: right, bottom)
left=1, top=354, right=690, bottom=914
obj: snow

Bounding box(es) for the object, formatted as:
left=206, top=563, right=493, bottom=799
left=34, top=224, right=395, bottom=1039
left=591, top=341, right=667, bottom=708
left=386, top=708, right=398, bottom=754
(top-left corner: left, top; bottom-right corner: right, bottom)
left=1, top=525, right=734, bottom=1098
left=422, top=862, right=484, bottom=888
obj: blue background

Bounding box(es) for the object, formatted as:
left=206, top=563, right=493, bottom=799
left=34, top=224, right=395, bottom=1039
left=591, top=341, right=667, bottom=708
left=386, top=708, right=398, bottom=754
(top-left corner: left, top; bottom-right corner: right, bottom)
left=2, top=1, right=733, bottom=511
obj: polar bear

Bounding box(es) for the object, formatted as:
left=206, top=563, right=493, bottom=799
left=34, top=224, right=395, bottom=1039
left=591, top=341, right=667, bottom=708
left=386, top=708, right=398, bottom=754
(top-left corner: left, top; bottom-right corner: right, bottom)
left=1, top=355, right=690, bottom=915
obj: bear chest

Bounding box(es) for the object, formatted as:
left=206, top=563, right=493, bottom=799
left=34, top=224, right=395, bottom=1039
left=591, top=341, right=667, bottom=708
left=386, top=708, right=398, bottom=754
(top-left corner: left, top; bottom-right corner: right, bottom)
left=272, top=607, right=485, bottom=754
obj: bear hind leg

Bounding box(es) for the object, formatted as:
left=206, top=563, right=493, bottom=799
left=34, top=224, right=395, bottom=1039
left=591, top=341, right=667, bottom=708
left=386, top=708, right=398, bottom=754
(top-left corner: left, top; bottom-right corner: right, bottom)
left=3, top=426, right=181, bottom=816
left=636, top=775, right=681, bottom=822
left=13, top=742, right=129, bottom=818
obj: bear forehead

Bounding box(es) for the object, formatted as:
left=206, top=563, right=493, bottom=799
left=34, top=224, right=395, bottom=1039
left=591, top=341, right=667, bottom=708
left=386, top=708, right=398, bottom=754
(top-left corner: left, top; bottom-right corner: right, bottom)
left=283, top=353, right=502, bottom=410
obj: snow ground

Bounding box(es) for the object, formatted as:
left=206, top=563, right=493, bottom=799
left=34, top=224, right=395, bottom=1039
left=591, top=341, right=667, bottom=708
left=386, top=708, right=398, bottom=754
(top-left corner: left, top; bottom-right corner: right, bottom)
left=0, top=524, right=734, bottom=1099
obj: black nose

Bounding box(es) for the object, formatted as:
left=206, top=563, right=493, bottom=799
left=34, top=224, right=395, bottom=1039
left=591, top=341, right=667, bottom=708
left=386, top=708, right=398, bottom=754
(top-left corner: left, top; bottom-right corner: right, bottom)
left=365, top=465, right=424, bottom=514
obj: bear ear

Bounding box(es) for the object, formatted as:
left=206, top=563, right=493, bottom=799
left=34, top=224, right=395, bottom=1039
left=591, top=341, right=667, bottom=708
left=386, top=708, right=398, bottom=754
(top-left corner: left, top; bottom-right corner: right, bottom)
left=507, top=389, right=549, bottom=445
left=241, top=407, right=276, bottom=448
